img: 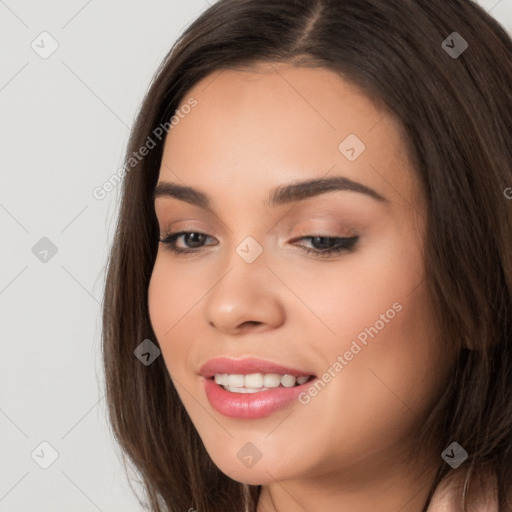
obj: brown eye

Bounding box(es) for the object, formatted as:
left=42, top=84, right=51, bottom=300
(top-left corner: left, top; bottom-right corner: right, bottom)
left=159, top=231, right=217, bottom=254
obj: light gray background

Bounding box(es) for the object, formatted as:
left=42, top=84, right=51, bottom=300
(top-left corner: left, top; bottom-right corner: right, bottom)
left=1, top=1, right=511, bottom=510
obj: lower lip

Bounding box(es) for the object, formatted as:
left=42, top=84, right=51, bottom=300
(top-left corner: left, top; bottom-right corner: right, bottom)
left=203, top=377, right=316, bottom=419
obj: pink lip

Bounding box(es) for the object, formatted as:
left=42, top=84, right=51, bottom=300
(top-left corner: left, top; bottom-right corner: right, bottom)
left=199, top=356, right=314, bottom=378
left=199, top=357, right=317, bottom=419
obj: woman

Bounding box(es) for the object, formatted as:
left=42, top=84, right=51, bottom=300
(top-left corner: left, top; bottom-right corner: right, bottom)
left=101, top=0, right=512, bottom=510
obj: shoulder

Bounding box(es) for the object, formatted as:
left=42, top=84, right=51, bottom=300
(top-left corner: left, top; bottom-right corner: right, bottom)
left=426, top=467, right=499, bottom=512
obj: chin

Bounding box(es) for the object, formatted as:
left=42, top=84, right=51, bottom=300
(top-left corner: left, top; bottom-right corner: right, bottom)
left=223, top=466, right=280, bottom=486
left=209, top=453, right=292, bottom=485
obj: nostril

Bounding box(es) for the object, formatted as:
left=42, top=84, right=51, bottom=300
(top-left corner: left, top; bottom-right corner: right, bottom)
left=242, top=321, right=261, bottom=327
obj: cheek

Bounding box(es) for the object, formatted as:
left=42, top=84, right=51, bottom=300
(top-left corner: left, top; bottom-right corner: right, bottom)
left=302, top=228, right=439, bottom=428
left=324, top=283, right=440, bottom=426
left=272, top=226, right=424, bottom=343
left=294, top=287, right=442, bottom=472
left=148, top=261, right=173, bottom=338
left=147, top=257, right=196, bottom=376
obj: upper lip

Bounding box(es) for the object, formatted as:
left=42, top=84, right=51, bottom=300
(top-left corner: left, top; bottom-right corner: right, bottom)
left=199, top=357, right=316, bottom=378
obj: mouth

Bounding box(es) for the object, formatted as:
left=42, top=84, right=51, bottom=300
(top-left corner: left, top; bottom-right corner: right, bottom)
left=210, top=372, right=315, bottom=393
left=199, top=357, right=318, bottom=419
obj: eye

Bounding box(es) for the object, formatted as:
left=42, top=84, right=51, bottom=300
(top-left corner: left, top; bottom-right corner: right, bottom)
left=159, top=230, right=359, bottom=258
left=159, top=231, right=217, bottom=255
left=292, top=235, right=359, bottom=258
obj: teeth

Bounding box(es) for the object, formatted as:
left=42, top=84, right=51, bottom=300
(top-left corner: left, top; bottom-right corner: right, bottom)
left=281, top=374, right=296, bottom=388
left=224, top=386, right=264, bottom=393
left=214, top=374, right=229, bottom=386
left=263, top=373, right=282, bottom=388
left=245, top=373, right=264, bottom=387
left=213, top=373, right=311, bottom=392
left=227, top=374, right=244, bottom=387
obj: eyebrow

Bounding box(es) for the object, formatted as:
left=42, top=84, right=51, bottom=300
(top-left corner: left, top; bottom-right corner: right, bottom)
left=153, top=176, right=388, bottom=209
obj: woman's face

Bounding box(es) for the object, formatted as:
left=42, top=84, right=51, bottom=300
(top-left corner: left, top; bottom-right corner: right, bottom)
left=148, top=64, right=451, bottom=490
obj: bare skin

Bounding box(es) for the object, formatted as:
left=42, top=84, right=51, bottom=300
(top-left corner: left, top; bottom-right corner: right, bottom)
left=148, top=63, right=460, bottom=511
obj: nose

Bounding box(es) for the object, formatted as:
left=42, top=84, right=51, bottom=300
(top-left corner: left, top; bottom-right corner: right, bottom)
left=204, top=250, right=285, bottom=335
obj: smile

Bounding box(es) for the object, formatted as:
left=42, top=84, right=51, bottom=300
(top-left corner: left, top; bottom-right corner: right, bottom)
left=213, top=373, right=312, bottom=392
left=199, top=357, right=317, bottom=419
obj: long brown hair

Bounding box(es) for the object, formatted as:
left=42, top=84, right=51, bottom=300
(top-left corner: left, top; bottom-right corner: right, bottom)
left=101, top=1, right=512, bottom=510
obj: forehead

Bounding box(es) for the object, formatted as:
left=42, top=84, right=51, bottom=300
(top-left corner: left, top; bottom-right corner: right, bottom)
left=159, top=63, right=421, bottom=212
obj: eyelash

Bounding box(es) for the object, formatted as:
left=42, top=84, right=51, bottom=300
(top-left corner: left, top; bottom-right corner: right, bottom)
left=158, top=231, right=359, bottom=258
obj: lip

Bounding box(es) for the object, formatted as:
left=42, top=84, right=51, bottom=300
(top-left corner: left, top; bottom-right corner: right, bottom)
left=199, top=356, right=315, bottom=378
left=199, top=357, right=317, bottom=419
